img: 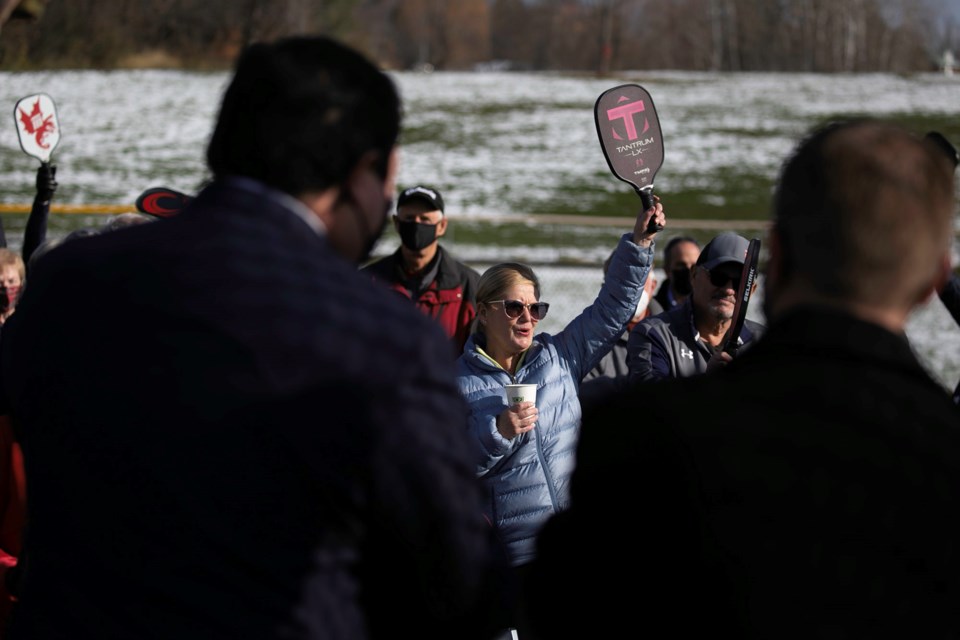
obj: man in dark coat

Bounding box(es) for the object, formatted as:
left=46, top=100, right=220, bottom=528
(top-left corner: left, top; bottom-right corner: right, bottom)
left=526, top=119, right=960, bottom=638
left=0, top=36, right=512, bottom=640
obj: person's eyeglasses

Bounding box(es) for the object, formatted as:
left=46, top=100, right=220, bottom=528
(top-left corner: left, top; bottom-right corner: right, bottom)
left=488, top=299, right=550, bottom=320
left=707, top=268, right=741, bottom=289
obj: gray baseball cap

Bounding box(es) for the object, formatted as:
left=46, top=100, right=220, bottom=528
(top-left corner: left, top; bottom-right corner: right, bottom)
left=696, top=232, right=749, bottom=270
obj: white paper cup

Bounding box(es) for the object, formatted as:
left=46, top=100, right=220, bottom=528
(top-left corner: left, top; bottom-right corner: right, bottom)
left=504, top=383, right=537, bottom=406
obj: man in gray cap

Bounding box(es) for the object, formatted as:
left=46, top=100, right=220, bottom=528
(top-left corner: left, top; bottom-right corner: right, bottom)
left=626, top=231, right=765, bottom=382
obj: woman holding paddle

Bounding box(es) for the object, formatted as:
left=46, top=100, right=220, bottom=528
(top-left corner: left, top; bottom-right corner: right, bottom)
left=455, top=199, right=665, bottom=638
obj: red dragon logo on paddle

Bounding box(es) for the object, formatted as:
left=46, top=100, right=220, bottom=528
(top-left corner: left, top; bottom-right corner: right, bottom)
left=18, top=98, right=57, bottom=149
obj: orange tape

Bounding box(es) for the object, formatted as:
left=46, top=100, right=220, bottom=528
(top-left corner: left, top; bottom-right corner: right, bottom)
left=0, top=204, right=136, bottom=215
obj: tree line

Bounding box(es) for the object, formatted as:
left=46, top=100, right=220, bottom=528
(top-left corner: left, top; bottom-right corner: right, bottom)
left=0, top=0, right=955, bottom=73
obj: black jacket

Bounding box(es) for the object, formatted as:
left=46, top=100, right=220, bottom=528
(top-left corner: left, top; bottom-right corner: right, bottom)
left=652, top=277, right=676, bottom=310
left=528, top=306, right=960, bottom=638
left=627, top=299, right=765, bottom=382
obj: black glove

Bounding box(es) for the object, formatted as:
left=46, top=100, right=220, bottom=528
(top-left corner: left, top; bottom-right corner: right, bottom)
left=36, top=163, right=57, bottom=202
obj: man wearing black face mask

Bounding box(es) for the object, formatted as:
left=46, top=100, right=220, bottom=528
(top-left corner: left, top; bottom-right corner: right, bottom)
left=653, top=235, right=700, bottom=311
left=363, top=184, right=481, bottom=354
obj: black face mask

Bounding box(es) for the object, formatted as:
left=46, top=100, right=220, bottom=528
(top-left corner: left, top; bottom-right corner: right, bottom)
left=671, top=266, right=693, bottom=296
left=397, top=220, right=439, bottom=251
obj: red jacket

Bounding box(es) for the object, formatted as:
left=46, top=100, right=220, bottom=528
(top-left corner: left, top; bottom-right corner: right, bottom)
left=0, top=414, right=25, bottom=635
left=363, top=246, right=481, bottom=355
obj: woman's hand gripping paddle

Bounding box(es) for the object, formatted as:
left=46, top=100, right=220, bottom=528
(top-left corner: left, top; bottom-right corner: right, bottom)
left=594, top=84, right=665, bottom=232
left=14, top=93, right=61, bottom=184
left=723, top=238, right=762, bottom=356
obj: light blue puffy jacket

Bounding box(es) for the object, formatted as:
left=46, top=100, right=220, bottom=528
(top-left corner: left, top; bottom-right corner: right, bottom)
left=455, top=233, right=654, bottom=566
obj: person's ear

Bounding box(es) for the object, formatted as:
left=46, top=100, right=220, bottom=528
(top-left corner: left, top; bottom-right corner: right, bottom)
left=342, top=151, right=381, bottom=202
left=436, top=216, right=448, bottom=238
left=935, top=254, right=952, bottom=292
left=338, top=148, right=399, bottom=214
left=299, top=187, right=341, bottom=231
left=919, top=253, right=953, bottom=306
left=312, top=151, right=380, bottom=228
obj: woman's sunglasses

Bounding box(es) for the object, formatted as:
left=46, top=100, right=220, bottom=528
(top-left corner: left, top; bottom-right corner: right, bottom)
left=488, top=299, right=550, bottom=320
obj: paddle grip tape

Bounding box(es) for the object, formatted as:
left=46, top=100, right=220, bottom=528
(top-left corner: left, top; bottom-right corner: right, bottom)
left=637, top=188, right=664, bottom=233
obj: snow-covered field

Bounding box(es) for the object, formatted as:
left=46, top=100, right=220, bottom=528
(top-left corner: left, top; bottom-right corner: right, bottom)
left=396, top=70, right=960, bottom=215
left=1, top=69, right=957, bottom=211
left=0, top=69, right=957, bottom=387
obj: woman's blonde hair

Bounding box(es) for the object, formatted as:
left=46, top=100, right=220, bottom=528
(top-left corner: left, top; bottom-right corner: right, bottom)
left=474, top=262, right=541, bottom=335
left=0, top=248, right=26, bottom=285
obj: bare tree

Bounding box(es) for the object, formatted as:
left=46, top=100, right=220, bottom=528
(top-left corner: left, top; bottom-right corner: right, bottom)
left=0, top=0, right=950, bottom=72
left=490, top=0, right=534, bottom=67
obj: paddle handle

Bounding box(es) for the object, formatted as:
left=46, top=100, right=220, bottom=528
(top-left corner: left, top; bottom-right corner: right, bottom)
left=637, top=187, right=663, bottom=233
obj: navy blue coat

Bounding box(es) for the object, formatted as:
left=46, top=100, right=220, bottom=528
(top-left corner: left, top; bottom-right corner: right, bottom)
left=627, top=298, right=765, bottom=382
left=0, top=179, right=512, bottom=640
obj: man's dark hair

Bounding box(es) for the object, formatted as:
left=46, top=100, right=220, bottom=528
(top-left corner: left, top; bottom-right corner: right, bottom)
left=207, top=36, right=401, bottom=196
left=663, top=236, right=699, bottom=267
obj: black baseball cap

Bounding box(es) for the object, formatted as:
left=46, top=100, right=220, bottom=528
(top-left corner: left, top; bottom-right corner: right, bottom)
left=397, top=185, right=444, bottom=213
